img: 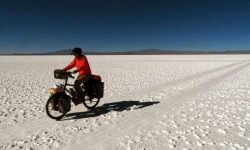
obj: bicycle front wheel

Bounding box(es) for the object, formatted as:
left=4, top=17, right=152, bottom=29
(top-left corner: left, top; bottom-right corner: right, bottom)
left=45, top=94, right=66, bottom=120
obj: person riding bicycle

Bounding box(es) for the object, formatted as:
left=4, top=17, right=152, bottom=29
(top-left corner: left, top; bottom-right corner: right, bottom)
left=63, top=47, right=92, bottom=104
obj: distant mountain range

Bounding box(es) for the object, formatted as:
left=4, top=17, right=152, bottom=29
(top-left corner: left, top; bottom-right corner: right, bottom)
left=1, top=49, right=250, bottom=55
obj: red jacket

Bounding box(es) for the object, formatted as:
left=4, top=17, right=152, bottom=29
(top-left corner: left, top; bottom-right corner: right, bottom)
left=63, top=55, right=92, bottom=76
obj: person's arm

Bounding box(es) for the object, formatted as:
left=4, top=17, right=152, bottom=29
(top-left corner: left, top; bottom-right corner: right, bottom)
left=63, top=58, right=76, bottom=71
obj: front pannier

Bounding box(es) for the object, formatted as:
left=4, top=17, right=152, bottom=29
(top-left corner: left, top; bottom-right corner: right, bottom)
left=54, top=69, right=68, bottom=79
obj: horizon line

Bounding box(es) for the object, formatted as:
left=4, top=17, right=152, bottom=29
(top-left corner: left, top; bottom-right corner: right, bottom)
left=1, top=49, right=250, bottom=55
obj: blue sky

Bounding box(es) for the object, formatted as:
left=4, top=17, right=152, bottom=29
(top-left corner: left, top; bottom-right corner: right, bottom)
left=1, top=0, right=250, bottom=53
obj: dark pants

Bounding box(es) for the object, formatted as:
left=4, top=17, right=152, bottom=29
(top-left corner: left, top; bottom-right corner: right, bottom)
left=74, top=74, right=92, bottom=98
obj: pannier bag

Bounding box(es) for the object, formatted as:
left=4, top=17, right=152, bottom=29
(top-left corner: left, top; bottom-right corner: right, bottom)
left=93, top=75, right=101, bottom=80
left=92, top=75, right=104, bottom=98
left=58, top=96, right=71, bottom=113
left=94, top=81, right=104, bottom=98
left=54, top=69, right=68, bottom=79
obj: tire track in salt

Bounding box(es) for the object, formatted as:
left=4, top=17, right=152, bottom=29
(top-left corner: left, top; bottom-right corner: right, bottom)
left=102, top=60, right=246, bottom=102
left=117, top=63, right=250, bottom=149
left=67, top=62, right=250, bottom=150
left=0, top=61, right=247, bottom=149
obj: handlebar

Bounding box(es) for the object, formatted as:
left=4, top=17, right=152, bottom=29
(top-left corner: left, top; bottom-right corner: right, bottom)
left=67, top=72, right=75, bottom=79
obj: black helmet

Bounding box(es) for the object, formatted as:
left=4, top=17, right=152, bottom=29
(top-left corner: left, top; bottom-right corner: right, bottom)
left=71, top=47, right=82, bottom=55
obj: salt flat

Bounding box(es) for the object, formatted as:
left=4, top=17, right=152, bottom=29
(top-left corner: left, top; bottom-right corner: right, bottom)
left=0, top=55, right=250, bottom=149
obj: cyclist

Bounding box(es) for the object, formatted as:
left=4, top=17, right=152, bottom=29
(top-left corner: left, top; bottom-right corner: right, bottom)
left=63, top=47, right=92, bottom=104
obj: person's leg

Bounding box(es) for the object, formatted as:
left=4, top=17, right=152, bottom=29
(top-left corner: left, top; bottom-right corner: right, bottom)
left=74, top=74, right=92, bottom=98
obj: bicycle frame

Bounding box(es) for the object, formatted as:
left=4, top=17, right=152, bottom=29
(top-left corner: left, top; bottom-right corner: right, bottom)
left=63, top=75, right=74, bottom=97
left=61, top=72, right=88, bottom=98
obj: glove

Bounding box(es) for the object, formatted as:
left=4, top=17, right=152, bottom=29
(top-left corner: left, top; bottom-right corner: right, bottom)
left=73, top=70, right=78, bottom=74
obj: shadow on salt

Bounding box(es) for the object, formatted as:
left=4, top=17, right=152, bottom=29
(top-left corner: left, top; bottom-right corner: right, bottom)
left=61, top=100, right=160, bottom=120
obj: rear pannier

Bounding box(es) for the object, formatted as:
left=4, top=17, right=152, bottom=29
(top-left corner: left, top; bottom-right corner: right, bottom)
left=94, top=81, right=104, bottom=98
left=54, top=69, right=68, bottom=79
left=92, top=75, right=104, bottom=98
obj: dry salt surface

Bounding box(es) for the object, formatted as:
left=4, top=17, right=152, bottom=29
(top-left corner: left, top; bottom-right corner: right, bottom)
left=0, top=55, right=250, bottom=150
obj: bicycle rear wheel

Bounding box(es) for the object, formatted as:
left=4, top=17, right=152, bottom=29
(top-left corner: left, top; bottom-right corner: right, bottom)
left=83, top=95, right=100, bottom=109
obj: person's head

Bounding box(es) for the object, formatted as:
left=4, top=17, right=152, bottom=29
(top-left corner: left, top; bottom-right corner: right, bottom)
left=71, top=47, right=82, bottom=57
